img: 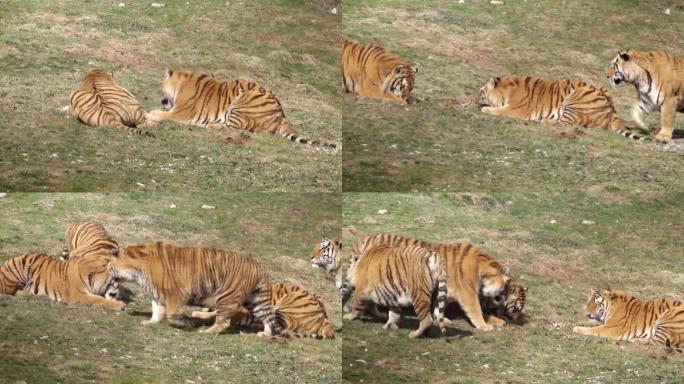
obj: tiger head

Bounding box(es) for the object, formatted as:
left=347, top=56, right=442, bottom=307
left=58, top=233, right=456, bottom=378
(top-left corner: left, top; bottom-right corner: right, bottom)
left=479, top=258, right=510, bottom=298
left=388, top=65, right=418, bottom=102
left=104, top=281, right=120, bottom=300
left=310, top=238, right=342, bottom=273
left=158, top=68, right=189, bottom=111
left=477, top=77, right=506, bottom=108
left=107, top=244, right=150, bottom=282
left=498, top=282, right=527, bottom=322
left=584, top=288, right=624, bottom=323
left=607, top=50, right=639, bottom=86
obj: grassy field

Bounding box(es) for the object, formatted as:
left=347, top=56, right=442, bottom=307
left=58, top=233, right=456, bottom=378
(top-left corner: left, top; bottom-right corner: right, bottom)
left=0, top=193, right=341, bottom=383
left=342, top=0, right=684, bottom=193
left=342, top=192, right=683, bottom=383
left=0, top=0, right=341, bottom=192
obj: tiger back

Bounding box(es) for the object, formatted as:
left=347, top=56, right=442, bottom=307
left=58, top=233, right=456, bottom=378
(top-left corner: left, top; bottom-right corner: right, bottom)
left=341, top=39, right=417, bottom=105
left=344, top=244, right=448, bottom=339
left=477, top=76, right=643, bottom=140
left=574, top=289, right=684, bottom=349
left=62, top=222, right=119, bottom=261
left=607, top=49, right=684, bottom=142
left=349, top=233, right=509, bottom=331
left=69, top=69, right=153, bottom=137
left=145, top=69, right=337, bottom=148
left=0, top=253, right=123, bottom=309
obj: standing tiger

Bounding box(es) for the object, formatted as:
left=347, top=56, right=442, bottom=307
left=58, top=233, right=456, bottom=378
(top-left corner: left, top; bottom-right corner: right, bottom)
left=477, top=76, right=644, bottom=140
left=191, top=282, right=337, bottom=339
left=0, top=253, right=123, bottom=309
left=107, top=241, right=285, bottom=337
left=144, top=69, right=337, bottom=148
left=343, top=244, right=448, bottom=339
left=69, top=69, right=154, bottom=137
left=607, top=50, right=684, bottom=142
left=62, top=222, right=119, bottom=261
left=349, top=233, right=509, bottom=331
left=341, top=39, right=418, bottom=105
left=574, top=289, right=683, bottom=350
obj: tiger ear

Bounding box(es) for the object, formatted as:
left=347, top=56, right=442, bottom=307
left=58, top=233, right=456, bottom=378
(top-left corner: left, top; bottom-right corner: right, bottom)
left=522, top=287, right=528, bottom=293
left=618, top=51, right=629, bottom=61
left=501, top=265, right=510, bottom=276
left=109, top=70, right=115, bottom=78
left=488, top=77, right=499, bottom=88
left=412, top=66, right=419, bottom=74
left=336, top=240, right=343, bottom=249
left=165, top=68, right=173, bottom=79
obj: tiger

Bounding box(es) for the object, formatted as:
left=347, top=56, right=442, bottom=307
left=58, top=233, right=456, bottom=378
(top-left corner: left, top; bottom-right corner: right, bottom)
left=349, top=233, right=509, bottom=331
left=191, top=282, right=337, bottom=339
left=107, top=241, right=284, bottom=337
left=479, top=280, right=527, bottom=325
left=574, top=289, right=683, bottom=350
left=0, top=253, right=123, bottom=309
left=61, top=222, right=119, bottom=261
left=343, top=244, right=448, bottom=339
left=69, top=69, right=154, bottom=137
left=477, top=76, right=644, bottom=140
left=607, top=50, right=684, bottom=143
left=341, top=39, right=418, bottom=105
left=144, top=69, right=337, bottom=148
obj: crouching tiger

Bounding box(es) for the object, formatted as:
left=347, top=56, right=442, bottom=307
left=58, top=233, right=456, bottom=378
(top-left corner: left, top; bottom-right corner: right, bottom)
left=69, top=69, right=154, bottom=137
left=107, top=241, right=285, bottom=337
left=477, top=76, right=644, bottom=140
left=144, top=69, right=337, bottom=148
left=191, top=282, right=338, bottom=339
left=0, top=253, right=123, bottom=309
left=574, top=289, right=683, bottom=351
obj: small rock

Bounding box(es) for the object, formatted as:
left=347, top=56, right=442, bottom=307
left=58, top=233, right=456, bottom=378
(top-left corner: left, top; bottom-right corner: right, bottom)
left=582, top=220, right=595, bottom=225
left=490, top=0, right=504, bottom=4
left=118, top=3, right=125, bottom=7
left=169, top=204, right=176, bottom=208
left=201, top=205, right=216, bottom=210
left=664, top=8, right=671, bottom=15
left=458, top=0, right=465, bottom=3
left=0, top=193, right=6, bottom=198
left=136, top=182, right=145, bottom=187
left=331, top=7, right=337, bottom=15
left=48, top=153, right=59, bottom=159
left=549, top=220, right=556, bottom=224
left=151, top=2, right=166, bottom=7
left=377, top=209, right=387, bottom=215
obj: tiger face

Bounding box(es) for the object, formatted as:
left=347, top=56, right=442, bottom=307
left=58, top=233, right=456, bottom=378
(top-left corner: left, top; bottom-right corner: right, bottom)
left=479, top=261, right=509, bottom=298
left=607, top=51, right=637, bottom=86
left=310, top=238, right=341, bottom=271
left=477, top=77, right=505, bottom=107
left=389, top=65, right=418, bottom=101
left=158, top=68, right=185, bottom=111
left=107, top=245, right=148, bottom=281
left=584, top=289, right=612, bottom=322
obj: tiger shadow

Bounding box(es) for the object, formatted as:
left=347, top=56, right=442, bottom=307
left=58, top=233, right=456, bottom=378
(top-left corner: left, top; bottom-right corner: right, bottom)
left=125, top=309, right=248, bottom=334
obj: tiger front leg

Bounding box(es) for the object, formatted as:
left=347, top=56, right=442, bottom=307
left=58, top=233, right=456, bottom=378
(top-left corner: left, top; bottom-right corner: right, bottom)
left=73, top=293, right=125, bottom=310
left=655, top=97, right=676, bottom=142
left=631, top=102, right=650, bottom=130
left=142, top=300, right=167, bottom=325
left=383, top=307, right=401, bottom=330
left=480, top=105, right=528, bottom=121
left=572, top=325, right=625, bottom=340
left=454, top=288, right=494, bottom=331
left=410, top=292, right=435, bottom=339
left=487, top=315, right=506, bottom=327
left=343, top=290, right=366, bottom=321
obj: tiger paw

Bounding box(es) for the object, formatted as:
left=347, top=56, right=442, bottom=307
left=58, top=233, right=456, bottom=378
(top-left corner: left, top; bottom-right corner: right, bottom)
left=408, top=330, right=424, bottom=339
left=382, top=322, right=399, bottom=330
left=572, top=326, right=584, bottom=334
left=141, top=319, right=161, bottom=325
left=477, top=323, right=494, bottom=332
left=342, top=313, right=358, bottom=321
left=487, top=316, right=506, bottom=327
left=654, top=133, right=672, bottom=144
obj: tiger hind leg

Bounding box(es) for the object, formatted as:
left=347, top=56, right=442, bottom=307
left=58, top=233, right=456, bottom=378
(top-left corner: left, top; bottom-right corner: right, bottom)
left=142, top=300, right=166, bottom=325
left=409, top=291, right=434, bottom=339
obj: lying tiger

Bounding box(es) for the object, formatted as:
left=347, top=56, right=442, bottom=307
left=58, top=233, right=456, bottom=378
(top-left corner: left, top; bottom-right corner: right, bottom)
left=69, top=69, right=154, bottom=137
left=107, top=241, right=285, bottom=337
left=608, top=50, right=684, bottom=143
left=341, top=39, right=418, bottom=105
left=574, top=289, right=683, bottom=351
left=477, top=76, right=644, bottom=140
left=343, top=244, right=449, bottom=339
left=145, top=69, right=337, bottom=148
left=0, top=253, right=123, bottom=309
left=191, top=282, right=337, bottom=339
left=347, top=234, right=510, bottom=332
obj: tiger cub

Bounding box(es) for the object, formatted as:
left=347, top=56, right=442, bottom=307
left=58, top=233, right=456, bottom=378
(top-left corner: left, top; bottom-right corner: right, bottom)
left=341, top=39, right=418, bottom=105
left=69, top=69, right=153, bottom=137
left=608, top=50, right=684, bottom=142
left=145, top=69, right=337, bottom=148
left=192, top=282, right=337, bottom=339
left=107, top=241, right=284, bottom=337
left=0, top=253, right=123, bottom=309
left=343, top=244, right=448, bottom=339
left=477, top=76, right=643, bottom=140
left=349, top=233, right=509, bottom=331
left=574, top=289, right=683, bottom=349
left=62, top=221, right=119, bottom=261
